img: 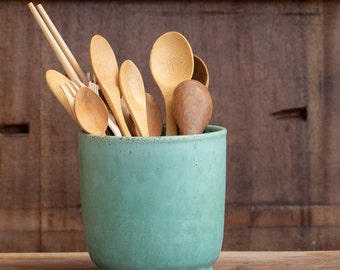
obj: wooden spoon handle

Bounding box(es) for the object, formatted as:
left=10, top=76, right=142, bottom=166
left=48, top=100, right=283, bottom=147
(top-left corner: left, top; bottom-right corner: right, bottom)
left=108, top=117, right=122, bottom=137
left=163, top=90, right=178, bottom=136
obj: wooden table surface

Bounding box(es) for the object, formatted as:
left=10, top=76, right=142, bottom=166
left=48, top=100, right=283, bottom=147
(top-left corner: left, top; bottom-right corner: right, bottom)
left=0, top=251, right=339, bottom=270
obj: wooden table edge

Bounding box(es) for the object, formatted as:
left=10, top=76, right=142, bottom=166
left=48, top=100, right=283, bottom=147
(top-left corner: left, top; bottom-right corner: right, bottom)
left=0, top=251, right=339, bottom=269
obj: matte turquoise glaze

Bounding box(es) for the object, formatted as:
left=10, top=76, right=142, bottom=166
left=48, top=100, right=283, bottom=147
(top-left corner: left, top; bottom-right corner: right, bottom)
left=79, top=125, right=227, bottom=270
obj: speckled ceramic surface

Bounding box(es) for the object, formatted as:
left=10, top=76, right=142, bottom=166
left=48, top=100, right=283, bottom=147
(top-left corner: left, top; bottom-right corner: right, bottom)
left=79, top=125, right=227, bottom=270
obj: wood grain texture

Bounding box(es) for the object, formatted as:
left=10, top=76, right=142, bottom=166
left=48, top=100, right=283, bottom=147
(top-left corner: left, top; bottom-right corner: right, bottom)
left=224, top=205, right=340, bottom=250
left=0, top=1, right=42, bottom=252
left=0, top=0, right=339, bottom=251
left=0, top=251, right=339, bottom=270
left=323, top=2, right=340, bottom=205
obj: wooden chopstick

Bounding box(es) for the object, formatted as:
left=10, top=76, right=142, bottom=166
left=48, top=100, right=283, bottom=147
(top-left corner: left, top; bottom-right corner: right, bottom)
left=27, top=2, right=80, bottom=82
left=36, top=4, right=87, bottom=83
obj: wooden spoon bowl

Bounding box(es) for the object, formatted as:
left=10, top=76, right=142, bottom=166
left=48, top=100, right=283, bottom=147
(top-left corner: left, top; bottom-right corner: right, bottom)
left=74, top=86, right=108, bottom=136
left=45, top=69, right=74, bottom=120
left=192, top=54, right=209, bottom=88
left=150, top=31, right=194, bottom=135
left=172, top=80, right=213, bottom=135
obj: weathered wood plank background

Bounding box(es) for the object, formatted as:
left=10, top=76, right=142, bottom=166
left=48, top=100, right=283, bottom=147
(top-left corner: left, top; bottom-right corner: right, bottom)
left=0, top=0, right=339, bottom=251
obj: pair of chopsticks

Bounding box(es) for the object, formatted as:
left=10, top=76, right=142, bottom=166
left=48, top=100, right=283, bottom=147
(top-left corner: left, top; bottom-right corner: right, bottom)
left=27, top=2, right=87, bottom=83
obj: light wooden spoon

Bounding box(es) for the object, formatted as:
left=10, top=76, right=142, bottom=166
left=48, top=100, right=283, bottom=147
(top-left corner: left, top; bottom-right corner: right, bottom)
left=45, top=69, right=74, bottom=120
left=150, top=31, right=194, bottom=136
left=59, top=83, right=76, bottom=120
left=119, top=60, right=149, bottom=137
left=74, top=86, right=108, bottom=136
left=121, top=98, right=138, bottom=136
left=145, top=93, right=163, bottom=136
left=90, top=34, right=131, bottom=136
left=121, top=93, right=163, bottom=137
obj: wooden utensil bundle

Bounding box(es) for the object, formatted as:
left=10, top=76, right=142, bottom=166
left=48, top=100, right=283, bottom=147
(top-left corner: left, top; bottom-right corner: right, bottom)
left=28, top=2, right=156, bottom=137
left=28, top=2, right=212, bottom=137
left=28, top=2, right=124, bottom=136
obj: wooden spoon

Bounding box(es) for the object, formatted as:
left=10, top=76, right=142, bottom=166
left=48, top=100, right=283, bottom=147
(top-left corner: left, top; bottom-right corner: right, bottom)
left=192, top=54, right=209, bottom=88
left=45, top=69, right=74, bottom=120
left=145, top=93, right=163, bottom=136
left=119, top=60, right=149, bottom=137
left=71, top=80, right=122, bottom=136
left=74, top=86, right=108, bottom=136
left=172, top=80, right=213, bottom=135
left=121, top=93, right=162, bottom=136
left=150, top=31, right=194, bottom=136
left=59, top=84, right=76, bottom=120
left=90, top=34, right=131, bottom=136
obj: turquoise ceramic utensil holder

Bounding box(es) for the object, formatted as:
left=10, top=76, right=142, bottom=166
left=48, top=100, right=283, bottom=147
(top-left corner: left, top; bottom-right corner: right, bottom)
left=79, top=125, right=227, bottom=270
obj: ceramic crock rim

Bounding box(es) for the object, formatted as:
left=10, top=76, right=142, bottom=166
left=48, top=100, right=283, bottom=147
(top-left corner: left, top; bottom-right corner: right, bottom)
left=79, top=124, right=227, bottom=143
